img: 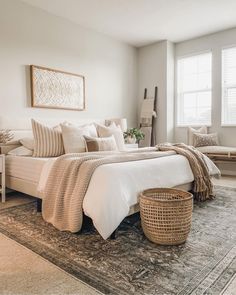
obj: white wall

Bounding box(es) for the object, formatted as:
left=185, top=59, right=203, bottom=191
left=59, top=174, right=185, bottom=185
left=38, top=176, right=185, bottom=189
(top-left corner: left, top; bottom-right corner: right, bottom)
left=138, top=40, right=175, bottom=143
left=0, top=0, right=138, bottom=127
left=175, top=28, right=236, bottom=147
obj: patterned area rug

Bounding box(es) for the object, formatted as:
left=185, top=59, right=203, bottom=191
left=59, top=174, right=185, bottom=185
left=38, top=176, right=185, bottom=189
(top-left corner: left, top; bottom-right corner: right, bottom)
left=0, top=186, right=235, bottom=295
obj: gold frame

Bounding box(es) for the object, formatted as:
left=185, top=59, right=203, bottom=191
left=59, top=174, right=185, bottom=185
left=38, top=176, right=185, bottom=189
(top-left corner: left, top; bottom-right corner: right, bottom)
left=30, top=65, right=85, bottom=111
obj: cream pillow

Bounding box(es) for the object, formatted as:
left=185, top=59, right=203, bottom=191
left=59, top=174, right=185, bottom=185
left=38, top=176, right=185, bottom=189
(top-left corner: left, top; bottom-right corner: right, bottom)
left=82, top=123, right=98, bottom=138
left=8, top=146, right=33, bottom=156
left=61, top=123, right=96, bottom=153
left=20, top=137, right=34, bottom=150
left=32, top=119, right=64, bottom=157
left=194, top=133, right=219, bottom=148
left=188, top=126, right=207, bottom=146
left=97, top=123, right=125, bottom=151
left=84, top=135, right=118, bottom=152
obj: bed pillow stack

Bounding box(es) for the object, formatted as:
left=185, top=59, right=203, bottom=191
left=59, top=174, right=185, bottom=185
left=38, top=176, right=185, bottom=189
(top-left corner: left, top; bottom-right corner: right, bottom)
left=13, top=119, right=125, bottom=157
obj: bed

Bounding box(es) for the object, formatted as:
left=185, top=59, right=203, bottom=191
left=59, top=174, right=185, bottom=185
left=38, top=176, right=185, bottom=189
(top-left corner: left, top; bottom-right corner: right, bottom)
left=5, top=151, right=219, bottom=239
left=1, top=116, right=220, bottom=239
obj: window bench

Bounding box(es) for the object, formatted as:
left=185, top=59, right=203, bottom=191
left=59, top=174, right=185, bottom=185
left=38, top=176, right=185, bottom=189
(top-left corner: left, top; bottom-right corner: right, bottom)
left=197, top=146, right=236, bottom=163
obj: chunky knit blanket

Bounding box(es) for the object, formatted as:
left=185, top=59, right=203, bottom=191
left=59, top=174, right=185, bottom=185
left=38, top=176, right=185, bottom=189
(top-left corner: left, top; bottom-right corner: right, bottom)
left=157, top=143, right=214, bottom=201
left=42, top=150, right=174, bottom=233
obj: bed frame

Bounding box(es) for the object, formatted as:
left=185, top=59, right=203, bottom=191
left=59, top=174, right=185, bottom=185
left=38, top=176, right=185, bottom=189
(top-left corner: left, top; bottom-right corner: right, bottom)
left=6, top=173, right=192, bottom=213
left=204, top=152, right=236, bottom=163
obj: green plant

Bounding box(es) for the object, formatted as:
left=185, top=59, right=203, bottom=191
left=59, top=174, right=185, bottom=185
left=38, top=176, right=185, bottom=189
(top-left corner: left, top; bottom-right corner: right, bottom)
left=124, top=128, right=144, bottom=143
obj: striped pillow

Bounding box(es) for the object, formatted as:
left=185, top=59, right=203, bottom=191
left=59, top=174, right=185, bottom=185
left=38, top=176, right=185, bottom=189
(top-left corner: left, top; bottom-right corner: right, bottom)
left=32, top=119, right=64, bottom=157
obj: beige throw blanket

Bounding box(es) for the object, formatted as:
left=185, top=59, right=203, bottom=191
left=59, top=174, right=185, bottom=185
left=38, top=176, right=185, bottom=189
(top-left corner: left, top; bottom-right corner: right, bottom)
left=42, top=150, right=174, bottom=233
left=157, top=143, right=214, bottom=201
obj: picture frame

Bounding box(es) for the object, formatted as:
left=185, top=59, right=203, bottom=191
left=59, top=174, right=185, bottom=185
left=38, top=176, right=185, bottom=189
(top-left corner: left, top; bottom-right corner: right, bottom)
left=30, top=65, right=85, bottom=111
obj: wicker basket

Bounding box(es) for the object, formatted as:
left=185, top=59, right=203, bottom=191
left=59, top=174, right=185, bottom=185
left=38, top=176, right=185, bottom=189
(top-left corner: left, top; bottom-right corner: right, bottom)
left=140, top=188, right=193, bottom=245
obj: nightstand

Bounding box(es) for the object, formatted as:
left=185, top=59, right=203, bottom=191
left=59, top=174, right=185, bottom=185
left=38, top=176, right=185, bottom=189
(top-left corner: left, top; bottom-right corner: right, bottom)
left=0, top=154, right=6, bottom=203
left=125, top=143, right=139, bottom=150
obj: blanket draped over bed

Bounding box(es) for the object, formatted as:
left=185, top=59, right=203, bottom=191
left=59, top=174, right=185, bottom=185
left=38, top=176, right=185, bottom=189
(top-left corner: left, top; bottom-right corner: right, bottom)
left=42, top=146, right=214, bottom=235
left=42, top=150, right=174, bottom=233
left=157, top=143, right=214, bottom=201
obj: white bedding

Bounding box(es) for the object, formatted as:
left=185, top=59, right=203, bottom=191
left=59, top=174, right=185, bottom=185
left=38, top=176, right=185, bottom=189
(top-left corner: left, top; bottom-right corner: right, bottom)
left=39, top=152, right=220, bottom=239
left=5, top=155, right=50, bottom=183
left=83, top=154, right=219, bottom=239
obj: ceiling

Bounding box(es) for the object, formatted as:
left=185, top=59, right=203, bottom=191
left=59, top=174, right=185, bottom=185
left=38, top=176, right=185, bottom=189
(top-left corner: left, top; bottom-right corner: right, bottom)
left=21, top=0, right=236, bottom=47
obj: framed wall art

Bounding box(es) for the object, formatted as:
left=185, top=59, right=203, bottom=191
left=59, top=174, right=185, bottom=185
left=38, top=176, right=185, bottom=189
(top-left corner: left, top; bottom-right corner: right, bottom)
left=30, top=65, right=85, bottom=111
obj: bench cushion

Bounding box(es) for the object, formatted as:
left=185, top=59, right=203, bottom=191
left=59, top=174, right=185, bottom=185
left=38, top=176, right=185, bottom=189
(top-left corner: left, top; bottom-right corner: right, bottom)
left=197, top=145, right=236, bottom=155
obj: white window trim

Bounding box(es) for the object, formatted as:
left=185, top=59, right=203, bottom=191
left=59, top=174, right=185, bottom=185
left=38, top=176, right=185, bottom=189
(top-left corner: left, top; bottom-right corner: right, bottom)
left=175, top=50, right=213, bottom=127
left=221, top=45, right=236, bottom=126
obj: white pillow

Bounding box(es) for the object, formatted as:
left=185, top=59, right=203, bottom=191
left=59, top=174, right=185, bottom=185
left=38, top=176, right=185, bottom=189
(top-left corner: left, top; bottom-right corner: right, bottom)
left=82, top=123, right=98, bottom=138
left=188, top=126, right=207, bottom=146
left=8, top=146, right=33, bottom=156
left=61, top=123, right=96, bottom=153
left=20, top=137, right=34, bottom=150
left=97, top=123, right=125, bottom=151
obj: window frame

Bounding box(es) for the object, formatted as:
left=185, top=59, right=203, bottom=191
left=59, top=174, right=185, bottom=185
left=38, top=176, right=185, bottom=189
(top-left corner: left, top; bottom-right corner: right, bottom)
left=221, top=45, right=236, bottom=127
left=175, top=50, right=213, bottom=127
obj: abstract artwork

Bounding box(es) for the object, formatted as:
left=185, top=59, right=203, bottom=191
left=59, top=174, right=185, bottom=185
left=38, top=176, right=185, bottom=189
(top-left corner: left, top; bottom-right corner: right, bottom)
left=30, top=65, right=85, bottom=111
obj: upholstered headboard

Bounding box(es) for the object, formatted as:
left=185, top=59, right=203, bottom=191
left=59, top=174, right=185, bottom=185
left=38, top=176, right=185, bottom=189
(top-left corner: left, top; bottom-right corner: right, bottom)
left=0, top=116, right=106, bottom=140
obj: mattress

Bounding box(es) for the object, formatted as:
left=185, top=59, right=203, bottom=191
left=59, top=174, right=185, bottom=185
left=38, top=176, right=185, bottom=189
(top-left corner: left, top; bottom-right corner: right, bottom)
left=5, top=155, right=50, bottom=184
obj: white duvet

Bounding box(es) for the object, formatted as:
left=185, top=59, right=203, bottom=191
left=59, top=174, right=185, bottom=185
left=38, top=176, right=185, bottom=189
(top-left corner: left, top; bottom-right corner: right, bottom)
left=38, top=153, right=220, bottom=239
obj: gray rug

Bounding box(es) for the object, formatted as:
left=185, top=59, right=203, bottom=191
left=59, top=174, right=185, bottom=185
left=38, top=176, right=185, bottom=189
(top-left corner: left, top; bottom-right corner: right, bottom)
left=0, top=186, right=235, bottom=295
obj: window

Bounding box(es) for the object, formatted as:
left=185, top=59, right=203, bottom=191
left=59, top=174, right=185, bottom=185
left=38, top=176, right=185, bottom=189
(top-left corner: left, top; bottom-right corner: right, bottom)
left=222, top=47, right=236, bottom=125
left=177, top=52, right=212, bottom=126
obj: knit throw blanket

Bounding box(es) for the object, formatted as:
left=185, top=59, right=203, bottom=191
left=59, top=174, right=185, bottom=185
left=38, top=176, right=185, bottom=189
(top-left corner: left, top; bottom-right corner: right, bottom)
left=42, top=150, right=174, bottom=233
left=157, top=143, right=214, bottom=201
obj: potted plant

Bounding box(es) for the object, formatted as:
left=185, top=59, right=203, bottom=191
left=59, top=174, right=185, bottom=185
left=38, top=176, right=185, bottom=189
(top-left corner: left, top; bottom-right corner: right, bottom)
left=124, top=128, right=144, bottom=144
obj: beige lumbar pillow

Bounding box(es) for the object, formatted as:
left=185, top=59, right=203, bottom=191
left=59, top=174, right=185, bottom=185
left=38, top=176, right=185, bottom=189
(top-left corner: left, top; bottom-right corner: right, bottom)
left=97, top=123, right=125, bottom=151
left=84, top=135, right=118, bottom=152
left=20, top=137, right=34, bottom=150
left=188, top=126, right=207, bottom=146
left=194, top=133, right=219, bottom=148
left=61, top=123, right=98, bottom=153
left=31, top=119, right=64, bottom=157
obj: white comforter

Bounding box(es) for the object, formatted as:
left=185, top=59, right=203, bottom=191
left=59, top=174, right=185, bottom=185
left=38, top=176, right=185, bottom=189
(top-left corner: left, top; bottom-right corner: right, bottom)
left=38, top=153, right=220, bottom=239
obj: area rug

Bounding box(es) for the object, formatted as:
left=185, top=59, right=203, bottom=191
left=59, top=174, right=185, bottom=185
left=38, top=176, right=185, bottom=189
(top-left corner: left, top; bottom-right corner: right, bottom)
left=0, top=186, right=235, bottom=295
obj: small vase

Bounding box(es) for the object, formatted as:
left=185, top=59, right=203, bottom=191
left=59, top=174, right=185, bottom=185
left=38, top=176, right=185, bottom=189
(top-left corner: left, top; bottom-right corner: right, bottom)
left=127, top=136, right=136, bottom=144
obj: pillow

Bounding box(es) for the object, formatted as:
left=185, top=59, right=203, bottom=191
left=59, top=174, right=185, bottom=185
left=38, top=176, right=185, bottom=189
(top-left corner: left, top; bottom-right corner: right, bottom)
left=84, top=135, right=118, bottom=152
left=8, top=146, right=33, bottom=156
left=20, top=137, right=34, bottom=150
left=61, top=123, right=97, bottom=153
left=188, top=126, right=207, bottom=146
left=194, top=133, right=219, bottom=148
left=82, top=123, right=98, bottom=138
left=31, top=119, right=64, bottom=157
left=97, top=123, right=125, bottom=151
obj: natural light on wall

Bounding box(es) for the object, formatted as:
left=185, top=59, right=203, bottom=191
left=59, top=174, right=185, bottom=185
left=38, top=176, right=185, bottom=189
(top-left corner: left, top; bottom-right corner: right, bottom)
left=222, top=46, right=236, bottom=125
left=177, top=52, right=212, bottom=126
